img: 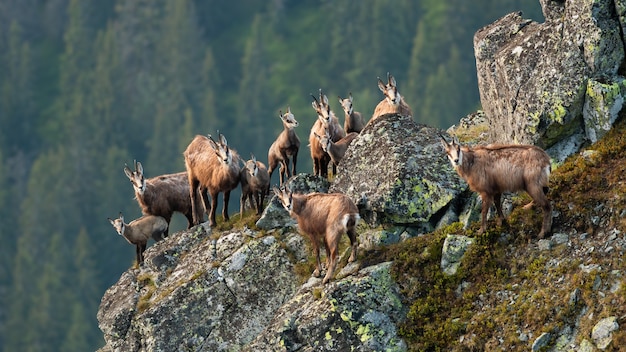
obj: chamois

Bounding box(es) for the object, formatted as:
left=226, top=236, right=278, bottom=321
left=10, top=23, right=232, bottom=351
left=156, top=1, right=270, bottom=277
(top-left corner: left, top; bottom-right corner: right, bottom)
left=440, top=135, right=552, bottom=238
left=273, top=186, right=359, bottom=284
left=309, top=90, right=346, bottom=178
left=313, top=128, right=358, bottom=167
left=267, top=107, right=300, bottom=187
left=184, top=132, right=241, bottom=227
left=369, top=72, right=413, bottom=124
left=124, top=160, right=194, bottom=237
left=108, top=213, right=168, bottom=264
left=338, top=93, right=365, bottom=133
left=240, top=153, right=270, bottom=217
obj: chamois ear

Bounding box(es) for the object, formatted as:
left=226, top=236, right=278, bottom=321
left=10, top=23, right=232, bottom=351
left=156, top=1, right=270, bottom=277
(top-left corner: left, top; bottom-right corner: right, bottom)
left=377, top=77, right=386, bottom=92
left=218, top=131, right=228, bottom=146
left=287, top=106, right=292, bottom=114
left=272, top=187, right=281, bottom=198
left=250, top=153, right=256, bottom=163
left=388, top=72, right=396, bottom=87
left=123, top=164, right=133, bottom=178
left=439, top=134, right=450, bottom=151
left=136, top=161, right=143, bottom=175
left=321, top=94, right=329, bottom=106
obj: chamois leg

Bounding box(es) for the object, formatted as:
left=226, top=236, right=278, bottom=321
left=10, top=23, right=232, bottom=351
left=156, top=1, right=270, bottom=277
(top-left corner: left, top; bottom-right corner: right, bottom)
left=200, top=186, right=211, bottom=223
left=323, top=235, right=339, bottom=285
left=347, top=224, right=358, bottom=263
left=239, top=192, right=247, bottom=219
left=223, top=190, right=231, bottom=222
left=313, top=157, right=320, bottom=177
left=189, top=178, right=202, bottom=226
left=255, top=191, right=263, bottom=215
left=479, top=193, right=494, bottom=234
left=527, top=185, right=552, bottom=239
left=494, top=193, right=507, bottom=227
left=291, top=152, right=297, bottom=176
left=311, top=239, right=322, bottom=278
left=209, top=191, right=219, bottom=227
left=279, top=163, right=287, bottom=185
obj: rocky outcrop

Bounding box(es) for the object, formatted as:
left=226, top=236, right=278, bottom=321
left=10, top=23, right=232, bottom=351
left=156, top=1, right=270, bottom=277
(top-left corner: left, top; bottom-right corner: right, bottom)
left=474, top=0, right=626, bottom=148
left=98, top=1, right=626, bottom=350
left=330, top=113, right=466, bottom=228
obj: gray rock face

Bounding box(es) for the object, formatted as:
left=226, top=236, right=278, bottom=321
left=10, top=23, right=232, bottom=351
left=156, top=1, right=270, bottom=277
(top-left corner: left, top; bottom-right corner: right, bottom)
left=244, top=262, right=407, bottom=352
left=98, top=226, right=301, bottom=351
left=330, top=113, right=466, bottom=227
left=474, top=0, right=625, bottom=148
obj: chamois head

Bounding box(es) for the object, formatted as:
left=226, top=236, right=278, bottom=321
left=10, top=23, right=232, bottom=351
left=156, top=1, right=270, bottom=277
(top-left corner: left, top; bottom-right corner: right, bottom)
left=279, top=107, right=299, bottom=129
left=124, top=160, right=146, bottom=195
left=311, top=89, right=332, bottom=124
left=272, top=186, right=293, bottom=212
left=208, top=132, right=233, bottom=165
left=244, top=153, right=259, bottom=178
left=108, top=212, right=127, bottom=237
left=313, top=128, right=332, bottom=153
left=377, top=72, right=400, bottom=106
left=338, top=93, right=354, bottom=115
left=439, top=134, right=463, bottom=168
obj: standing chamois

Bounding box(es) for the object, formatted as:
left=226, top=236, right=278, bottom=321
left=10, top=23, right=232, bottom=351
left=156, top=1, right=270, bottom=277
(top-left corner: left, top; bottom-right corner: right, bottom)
left=369, top=72, right=413, bottom=125
left=273, top=186, right=359, bottom=284
left=267, top=107, right=300, bottom=187
left=313, top=128, right=358, bottom=167
left=240, top=153, right=270, bottom=217
left=108, top=212, right=168, bottom=264
left=440, top=135, right=552, bottom=238
left=184, top=132, right=241, bottom=227
left=124, top=160, right=194, bottom=237
left=309, top=89, right=346, bottom=178
left=338, top=92, right=365, bottom=133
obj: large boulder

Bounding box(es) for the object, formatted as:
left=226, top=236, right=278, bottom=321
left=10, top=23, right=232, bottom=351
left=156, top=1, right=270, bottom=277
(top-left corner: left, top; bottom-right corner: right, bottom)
left=330, top=113, right=466, bottom=227
left=474, top=0, right=625, bottom=148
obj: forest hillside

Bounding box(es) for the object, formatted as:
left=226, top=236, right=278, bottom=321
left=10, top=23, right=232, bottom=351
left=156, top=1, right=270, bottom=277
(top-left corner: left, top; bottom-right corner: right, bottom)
left=0, top=1, right=542, bottom=351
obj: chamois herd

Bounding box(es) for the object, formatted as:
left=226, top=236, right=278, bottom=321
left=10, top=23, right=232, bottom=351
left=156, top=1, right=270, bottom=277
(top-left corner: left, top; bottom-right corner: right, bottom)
left=109, top=72, right=554, bottom=283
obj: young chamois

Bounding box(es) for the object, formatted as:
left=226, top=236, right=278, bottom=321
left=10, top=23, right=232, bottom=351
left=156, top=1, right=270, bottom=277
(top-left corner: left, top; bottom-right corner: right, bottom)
left=108, top=213, right=168, bottom=264
left=184, top=132, right=241, bottom=227
left=124, top=160, right=194, bottom=237
left=273, top=186, right=359, bottom=284
left=338, top=93, right=365, bottom=133
left=369, top=72, right=413, bottom=124
left=313, top=127, right=358, bottom=167
left=440, top=135, right=553, bottom=239
left=267, top=107, right=300, bottom=187
left=309, top=90, right=346, bottom=178
left=240, top=153, right=270, bottom=217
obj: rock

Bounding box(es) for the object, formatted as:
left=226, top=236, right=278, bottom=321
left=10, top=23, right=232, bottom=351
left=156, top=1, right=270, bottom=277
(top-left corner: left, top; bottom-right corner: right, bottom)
left=330, top=113, right=466, bottom=227
left=531, top=332, right=551, bottom=351
left=97, top=227, right=301, bottom=351
left=441, top=235, right=475, bottom=275
left=583, top=78, right=626, bottom=143
left=243, top=262, right=407, bottom=351
left=474, top=0, right=625, bottom=150
left=591, top=316, right=618, bottom=350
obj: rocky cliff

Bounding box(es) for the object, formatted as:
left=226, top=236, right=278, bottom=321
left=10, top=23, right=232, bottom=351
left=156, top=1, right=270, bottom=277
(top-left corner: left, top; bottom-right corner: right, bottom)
left=98, top=1, right=626, bottom=350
